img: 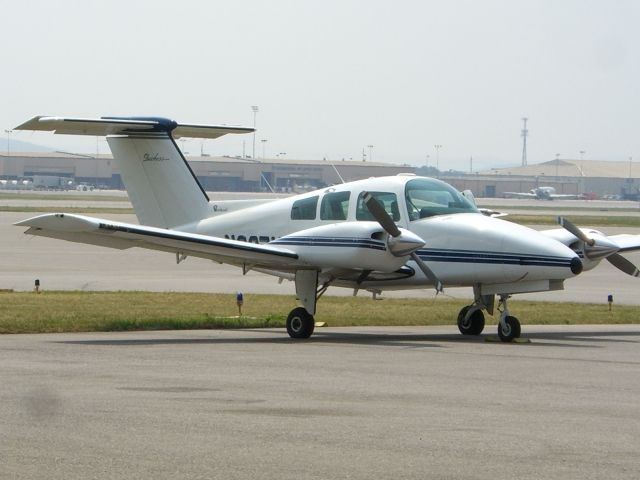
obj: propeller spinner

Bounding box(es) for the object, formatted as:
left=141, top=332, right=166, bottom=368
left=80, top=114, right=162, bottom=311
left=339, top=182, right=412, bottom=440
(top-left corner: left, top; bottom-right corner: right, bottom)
left=363, top=192, right=443, bottom=292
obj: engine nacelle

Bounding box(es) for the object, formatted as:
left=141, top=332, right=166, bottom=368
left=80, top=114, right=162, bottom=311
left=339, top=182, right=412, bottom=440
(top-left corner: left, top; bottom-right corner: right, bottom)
left=272, top=221, right=412, bottom=272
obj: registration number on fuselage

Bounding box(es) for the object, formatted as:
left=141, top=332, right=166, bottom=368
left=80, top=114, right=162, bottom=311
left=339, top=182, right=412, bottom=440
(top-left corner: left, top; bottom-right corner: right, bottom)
left=224, top=234, right=276, bottom=244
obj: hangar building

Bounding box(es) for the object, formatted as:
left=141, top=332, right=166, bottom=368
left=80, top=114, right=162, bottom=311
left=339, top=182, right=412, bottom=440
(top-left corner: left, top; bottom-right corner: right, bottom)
left=0, top=152, right=415, bottom=192
left=2, top=152, right=638, bottom=199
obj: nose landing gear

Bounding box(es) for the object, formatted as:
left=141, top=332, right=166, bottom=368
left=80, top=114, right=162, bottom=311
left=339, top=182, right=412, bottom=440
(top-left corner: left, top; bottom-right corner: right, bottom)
left=496, top=295, right=521, bottom=342
left=456, top=293, right=521, bottom=342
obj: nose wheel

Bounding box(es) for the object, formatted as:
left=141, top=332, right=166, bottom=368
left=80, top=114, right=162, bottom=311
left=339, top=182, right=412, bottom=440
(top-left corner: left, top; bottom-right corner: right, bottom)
left=497, top=295, right=521, bottom=342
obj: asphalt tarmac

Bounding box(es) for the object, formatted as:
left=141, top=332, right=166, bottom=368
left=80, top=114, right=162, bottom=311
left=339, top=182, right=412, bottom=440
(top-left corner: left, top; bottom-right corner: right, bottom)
left=1, top=325, right=639, bottom=479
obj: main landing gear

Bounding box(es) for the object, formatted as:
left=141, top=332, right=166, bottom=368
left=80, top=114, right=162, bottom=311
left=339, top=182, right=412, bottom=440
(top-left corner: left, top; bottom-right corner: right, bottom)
left=286, top=307, right=315, bottom=339
left=457, top=294, right=521, bottom=342
left=286, top=270, right=329, bottom=340
left=457, top=305, right=485, bottom=336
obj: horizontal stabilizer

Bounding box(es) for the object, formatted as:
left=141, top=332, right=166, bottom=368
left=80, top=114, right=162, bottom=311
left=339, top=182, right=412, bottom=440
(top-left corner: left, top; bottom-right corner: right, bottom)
left=15, top=116, right=254, bottom=139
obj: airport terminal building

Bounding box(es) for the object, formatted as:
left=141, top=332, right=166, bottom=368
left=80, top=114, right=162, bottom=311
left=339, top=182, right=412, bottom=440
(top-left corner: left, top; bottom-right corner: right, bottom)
left=443, top=158, right=640, bottom=199
left=1, top=152, right=639, bottom=198
left=0, top=152, right=416, bottom=192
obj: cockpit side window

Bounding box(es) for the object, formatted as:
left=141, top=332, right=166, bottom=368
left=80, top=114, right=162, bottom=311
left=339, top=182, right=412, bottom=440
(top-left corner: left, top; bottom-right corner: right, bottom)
left=405, top=178, right=478, bottom=220
left=356, top=191, right=400, bottom=221
left=291, top=195, right=318, bottom=220
left=320, top=191, right=350, bottom=220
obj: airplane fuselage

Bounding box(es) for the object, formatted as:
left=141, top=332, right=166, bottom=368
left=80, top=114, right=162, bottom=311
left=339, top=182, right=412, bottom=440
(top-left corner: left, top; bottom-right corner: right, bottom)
left=188, top=175, right=582, bottom=295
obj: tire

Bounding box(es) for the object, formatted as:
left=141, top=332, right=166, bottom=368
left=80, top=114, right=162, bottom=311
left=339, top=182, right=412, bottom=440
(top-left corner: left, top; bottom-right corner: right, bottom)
left=457, top=306, right=485, bottom=335
left=497, top=316, right=521, bottom=342
left=286, top=307, right=315, bottom=339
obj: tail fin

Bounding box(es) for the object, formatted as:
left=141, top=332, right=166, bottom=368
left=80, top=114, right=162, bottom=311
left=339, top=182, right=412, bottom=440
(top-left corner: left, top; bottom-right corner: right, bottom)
left=15, top=116, right=254, bottom=228
left=107, top=133, right=209, bottom=228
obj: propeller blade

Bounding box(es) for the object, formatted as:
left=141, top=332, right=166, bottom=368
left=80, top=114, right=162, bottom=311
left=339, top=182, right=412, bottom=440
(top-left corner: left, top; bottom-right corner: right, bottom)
left=411, top=252, right=443, bottom=293
left=363, top=192, right=401, bottom=237
left=557, top=216, right=595, bottom=246
left=607, top=253, right=640, bottom=277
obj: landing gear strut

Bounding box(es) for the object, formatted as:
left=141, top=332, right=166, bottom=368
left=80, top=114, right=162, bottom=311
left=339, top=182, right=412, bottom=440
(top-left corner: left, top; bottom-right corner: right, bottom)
left=457, top=305, right=485, bottom=335
left=497, top=295, right=521, bottom=342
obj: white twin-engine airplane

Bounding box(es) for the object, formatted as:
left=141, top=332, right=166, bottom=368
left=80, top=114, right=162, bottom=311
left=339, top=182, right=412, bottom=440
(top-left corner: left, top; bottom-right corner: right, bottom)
left=14, top=116, right=640, bottom=342
left=503, top=186, right=583, bottom=200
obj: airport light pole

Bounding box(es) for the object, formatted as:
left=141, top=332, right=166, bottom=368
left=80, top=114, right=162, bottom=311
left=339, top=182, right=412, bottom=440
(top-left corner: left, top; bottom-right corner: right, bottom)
left=367, top=144, right=374, bottom=162
left=261, top=139, right=267, bottom=159
left=555, top=153, right=561, bottom=178
left=251, top=105, right=259, bottom=159
left=425, top=154, right=430, bottom=169
left=4, top=129, right=11, bottom=156
left=434, top=145, right=442, bottom=171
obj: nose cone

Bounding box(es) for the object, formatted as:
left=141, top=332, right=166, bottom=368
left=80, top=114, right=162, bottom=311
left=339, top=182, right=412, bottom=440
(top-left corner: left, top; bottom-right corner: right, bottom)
left=410, top=213, right=583, bottom=283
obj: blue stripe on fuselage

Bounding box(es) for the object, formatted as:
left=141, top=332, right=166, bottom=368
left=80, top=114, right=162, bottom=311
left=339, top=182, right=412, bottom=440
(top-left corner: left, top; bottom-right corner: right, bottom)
left=270, top=239, right=573, bottom=267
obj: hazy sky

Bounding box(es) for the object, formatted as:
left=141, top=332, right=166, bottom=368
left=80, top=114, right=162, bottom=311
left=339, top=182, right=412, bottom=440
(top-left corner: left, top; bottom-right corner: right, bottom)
left=1, top=0, right=639, bottom=171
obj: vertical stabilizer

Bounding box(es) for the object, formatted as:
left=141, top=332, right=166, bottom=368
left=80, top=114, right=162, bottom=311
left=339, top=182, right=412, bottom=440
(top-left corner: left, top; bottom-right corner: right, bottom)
left=13, top=115, right=254, bottom=229
left=108, top=134, right=209, bottom=228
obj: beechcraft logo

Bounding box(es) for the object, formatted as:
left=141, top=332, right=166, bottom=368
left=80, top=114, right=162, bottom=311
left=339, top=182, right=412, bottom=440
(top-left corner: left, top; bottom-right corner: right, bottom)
left=143, top=153, right=169, bottom=162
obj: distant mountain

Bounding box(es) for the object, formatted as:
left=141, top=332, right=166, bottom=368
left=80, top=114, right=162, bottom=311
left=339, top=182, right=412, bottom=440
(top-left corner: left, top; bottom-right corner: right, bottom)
left=0, top=138, right=54, bottom=153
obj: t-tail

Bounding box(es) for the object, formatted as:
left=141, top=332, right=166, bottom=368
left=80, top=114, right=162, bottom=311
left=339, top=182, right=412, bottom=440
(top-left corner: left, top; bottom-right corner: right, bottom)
left=14, top=116, right=254, bottom=229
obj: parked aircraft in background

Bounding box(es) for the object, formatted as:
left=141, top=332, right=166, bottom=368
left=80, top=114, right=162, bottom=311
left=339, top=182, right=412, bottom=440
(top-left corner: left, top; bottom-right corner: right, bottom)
left=503, top=186, right=583, bottom=200
left=14, top=115, right=640, bottom=342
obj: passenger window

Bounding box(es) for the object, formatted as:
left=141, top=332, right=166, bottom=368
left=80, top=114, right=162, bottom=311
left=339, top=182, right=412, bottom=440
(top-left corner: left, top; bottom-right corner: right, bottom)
left=356, top=192, right=400, bottom=221
left=291, top=195, right=318, bottom=220
left=320, top=191, right=350, bottom=220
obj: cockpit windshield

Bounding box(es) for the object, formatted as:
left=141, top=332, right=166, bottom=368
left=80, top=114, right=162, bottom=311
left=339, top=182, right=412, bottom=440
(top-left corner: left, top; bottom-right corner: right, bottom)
left=405, top=178, right=478, bottom=220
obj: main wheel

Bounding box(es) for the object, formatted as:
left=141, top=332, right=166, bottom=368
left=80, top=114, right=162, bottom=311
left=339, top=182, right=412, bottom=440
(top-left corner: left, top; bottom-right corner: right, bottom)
left=497, top=316, right=521, bottom=342
left=286, top=307, right=315, bottom=339
left=457, top=306, right=485, bottom=335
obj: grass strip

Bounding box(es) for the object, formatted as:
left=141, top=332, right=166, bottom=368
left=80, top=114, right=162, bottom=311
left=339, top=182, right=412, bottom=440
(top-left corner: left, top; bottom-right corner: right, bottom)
left=0, top=291, right=637, bottom=334
left=504, top=214, right=640, bottom=227
left=478, top=204, right=640, bottom=212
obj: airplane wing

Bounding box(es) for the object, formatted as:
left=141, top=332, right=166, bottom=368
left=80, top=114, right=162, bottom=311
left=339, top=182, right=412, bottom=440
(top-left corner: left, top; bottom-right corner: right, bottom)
left=607, top=234, right=640, bottom=253
left=549, top=194, right=583, bottom=200
left=15, top=213, right=301, bottom=271
left=502, top=192, right=537, bottom=199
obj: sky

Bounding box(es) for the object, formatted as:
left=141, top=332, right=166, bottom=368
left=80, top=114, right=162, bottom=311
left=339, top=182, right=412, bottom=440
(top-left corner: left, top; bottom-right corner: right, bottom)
left=1, top=0, right=639, bottom=171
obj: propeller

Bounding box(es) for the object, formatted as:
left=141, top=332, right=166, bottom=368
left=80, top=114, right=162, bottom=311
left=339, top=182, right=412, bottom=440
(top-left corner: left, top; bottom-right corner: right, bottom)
left=557, top=216, right=594, bottom=246
left=607, top=254, right=640, bottom=277
left=363, top=192, right=443, bottom=292
left=557, top=216, right=640, bottom=277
